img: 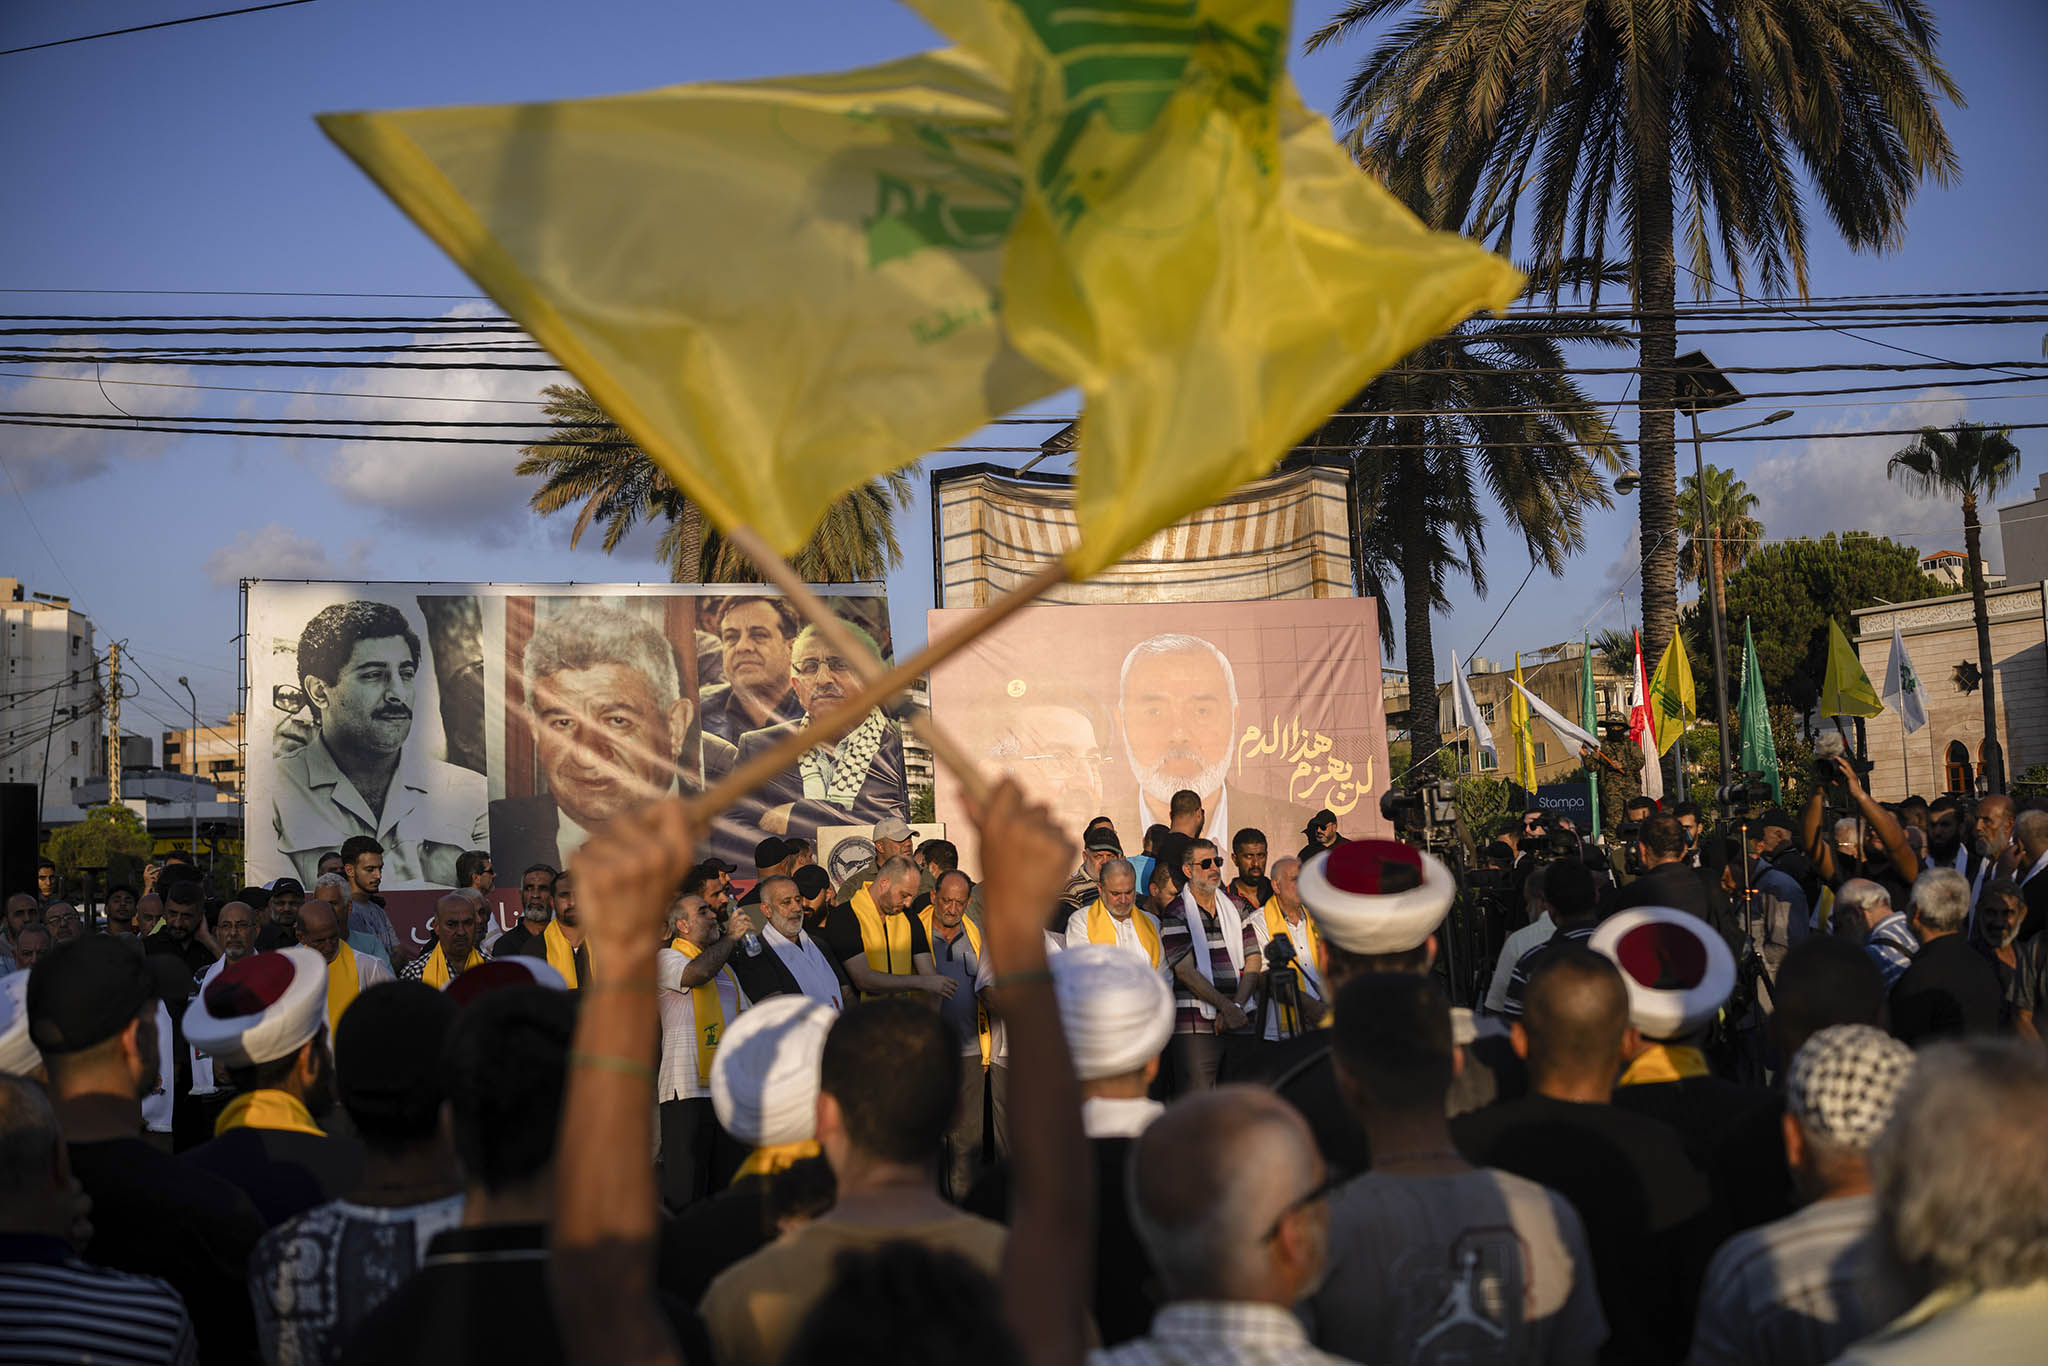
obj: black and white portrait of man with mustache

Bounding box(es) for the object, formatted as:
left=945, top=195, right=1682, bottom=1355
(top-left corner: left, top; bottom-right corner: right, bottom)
left=270, top=598, right=486, bottom=887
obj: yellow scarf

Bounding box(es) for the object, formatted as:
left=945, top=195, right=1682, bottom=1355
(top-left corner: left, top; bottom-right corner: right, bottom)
left=731, top=1140, right=820, bottom=1184
left=543, top=917, right=583, bottom=989
left=673, top=939, right=735, bottom=1079
left=1085, top=900, right=1162, bottom=968
left=1619, top=1043, right=1711, bottom=1087
left=417, top=942, right=485, bottom=989
left=215, top=1088, right=324, bottom=1138
left=918, top=909, right=990, bottom=1065
left=1262, top=899, right=1322, bottom=1035
left=325, top=945, right=361, bottom=1037
left=848, top=884, right=915, bottom=993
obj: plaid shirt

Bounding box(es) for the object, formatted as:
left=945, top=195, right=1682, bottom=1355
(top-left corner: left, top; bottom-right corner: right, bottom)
left=1157, top=893, right=1260, bottom=1035
left=1865, top=912, right=1919, bottom=989
left=1091, top=1302, right=1349, bottom=1366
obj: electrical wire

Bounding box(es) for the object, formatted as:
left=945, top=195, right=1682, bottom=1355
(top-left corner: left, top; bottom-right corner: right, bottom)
left=0, top=1, right=318, bottom=58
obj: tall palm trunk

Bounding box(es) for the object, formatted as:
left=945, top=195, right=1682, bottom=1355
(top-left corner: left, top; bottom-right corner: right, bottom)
left=1633, top=101, right=1680, bottom=673
left=675, top=504, right=703, bottom=584
left=1397, top=446, right=1442, bottom=784
left=1963, top=493, right=2004, bottom=791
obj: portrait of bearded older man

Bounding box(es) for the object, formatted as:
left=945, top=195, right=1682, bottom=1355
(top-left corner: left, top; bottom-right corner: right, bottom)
left=1116, top=632, right=1299, bottom=851
left=734, top=619, right=908, bottom=844
left=490, top=601, right=736, bottom=876
left=270, top=599, right=486, bottom=887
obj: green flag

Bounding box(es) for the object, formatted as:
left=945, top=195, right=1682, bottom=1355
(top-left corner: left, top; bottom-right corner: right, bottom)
left=1737, top=618, right=1782, bottom=803
left=1581, top=635, right=1600, bottom=838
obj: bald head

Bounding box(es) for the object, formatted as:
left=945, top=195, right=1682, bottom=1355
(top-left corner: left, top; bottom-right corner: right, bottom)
left=1129, top=1085, right=1329, bottom=1304
left=871, top=856, right=920, bottom=915
left=3, top=893, right=36, bottom=941
left=296, top=898, right=342, bottom=962
left=214, top=900, right=260, bottom=962
left=433, top=892, right=481, bottom=963
left=1518, top=946, right=1631, bottom=1096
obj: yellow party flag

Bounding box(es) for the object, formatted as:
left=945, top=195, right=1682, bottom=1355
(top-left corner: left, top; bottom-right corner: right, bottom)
left=1509, top=653, right=1538, bottom=790
left=905, top=0, right=1526, bottom=576
left=1648, top=633, right=1698, bottom=757
left=1821, top=619, right=1885, bottom=718
left=319, top=48, right=1060, bottom=558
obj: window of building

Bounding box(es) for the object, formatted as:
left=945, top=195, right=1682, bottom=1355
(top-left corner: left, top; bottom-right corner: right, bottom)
left=1480, top=702, right=1496, bottom=724
left=69, top=740, right=77, bottom=756
left=1945, top=740, right=1974, bottom=795
left=1479, top=749, right=1497, bottom=772
left=1533, top=742, right=1548, bottom=765
left=70, top=634, right=80, bottom=653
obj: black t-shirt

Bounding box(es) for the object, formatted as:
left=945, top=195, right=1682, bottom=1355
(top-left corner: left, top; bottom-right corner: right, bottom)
left=820, top=903, right=930, bottom=975
left=1890, top=932, right=2006, bottom=1046
left=342, top=1223, right=710, bottom=1366
left=181, top=1127, right=366, bottom=1229
left=69, top=1136, right=267, bottom=1366
left=1607, top=861, right=1738, bottom=947
left=1610, top=1075, right=1791, bottom=1236
left=1453, top=1094, right=1713, bottom=1366
left=657, top=1175, right=777, bottom=1308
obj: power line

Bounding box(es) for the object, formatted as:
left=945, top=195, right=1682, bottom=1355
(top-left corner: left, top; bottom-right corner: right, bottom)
left=0, top=1, right=318, bottom=58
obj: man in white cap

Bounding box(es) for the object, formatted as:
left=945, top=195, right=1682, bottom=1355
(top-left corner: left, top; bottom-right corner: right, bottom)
left=1691, top=1025, right=1917, bottom=1366
left=1306, top=971, right=1607, bottom=1365
left=1260, top=839, right=1506, bottom=1175
left=180, top=946, right=365, bottom=1227
left=1158, top=837, right=1262, bottom=1091
left=1595, top=905, right=1792, bottom=1235
left=966, top=944, right=1175, bottom=1347
left=1064, top=857, right=1163, bottom=969
left=835, top=815, right=924, bottom=900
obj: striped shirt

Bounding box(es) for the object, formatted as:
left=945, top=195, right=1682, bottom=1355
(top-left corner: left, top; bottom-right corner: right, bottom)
left=1157, top=897, right=1260, bottom=1035
left=1092, top=1302, right=1350, bottom=1366
left=1689, top=1193, right=1912, bottom=1366
left=1866, top=913, right=1920, bottom=989
left=1501, top=925, right=1597, bottom=1018
left=0, top=1234, right=197, bottom=1366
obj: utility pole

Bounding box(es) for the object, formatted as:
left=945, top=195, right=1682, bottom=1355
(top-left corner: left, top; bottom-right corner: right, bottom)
left=178, top=676, right=198, bottom=867
left=107, top=642, right=122, bottom=806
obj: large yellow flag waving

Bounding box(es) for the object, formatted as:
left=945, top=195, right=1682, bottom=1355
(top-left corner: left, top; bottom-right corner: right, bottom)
left=1648, top=633, right=1698, bottom=757
left=320, top=49, right=1060, bottom=557
left=1821, top=619, right=1885, bottom=718
left=912, top=0, right=1524, bottom=575
left=1509, top=653, right=1538, bottom=790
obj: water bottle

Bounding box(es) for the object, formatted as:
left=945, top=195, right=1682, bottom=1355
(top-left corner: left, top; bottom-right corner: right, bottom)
left=742, top=929, right=764, bottom=958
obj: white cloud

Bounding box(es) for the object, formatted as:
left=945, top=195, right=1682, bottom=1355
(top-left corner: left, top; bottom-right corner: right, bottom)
left=204, top=524, right=369, bottom=586
left=0, top=354, right=203, bottom=488
left=1745, top=388, right=1993, bottom=562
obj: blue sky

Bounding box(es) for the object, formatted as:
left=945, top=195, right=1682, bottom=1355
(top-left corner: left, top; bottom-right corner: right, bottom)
left=4, top=0, right=2046, bottom=737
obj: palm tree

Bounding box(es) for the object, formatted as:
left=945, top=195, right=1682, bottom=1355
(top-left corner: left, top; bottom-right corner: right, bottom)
left=1309, top=0, right=1961, bottom=676
left=1887, top=422, right=2024, bottom=792
left=518, top=385, right=916, bottom=583
left=1316, top=304, right=1626, bottom=778
left=1593, top=628, right=1637, bottom=681
left=1677, top=464, right=1762, bottom=591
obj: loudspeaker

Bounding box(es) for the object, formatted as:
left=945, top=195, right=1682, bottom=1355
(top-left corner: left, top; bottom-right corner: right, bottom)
left=0, top=783, right=37, bottom=899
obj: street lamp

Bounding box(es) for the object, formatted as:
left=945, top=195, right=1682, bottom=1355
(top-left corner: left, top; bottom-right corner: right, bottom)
left=177, top=676, right=197, bottom=869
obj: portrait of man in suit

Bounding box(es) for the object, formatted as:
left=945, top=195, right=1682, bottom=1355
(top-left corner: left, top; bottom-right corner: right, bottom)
left=489, top=601, right=735, bottom=874
left=735, top=618, right=908, bottom=844
left=696, top=595, right=804, bottom=745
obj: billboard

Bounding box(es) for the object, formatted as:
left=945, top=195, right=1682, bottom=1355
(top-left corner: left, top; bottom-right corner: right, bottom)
left=244, top=581, right=916, bottom=945
left=927, top=599, right=1390, bottom=877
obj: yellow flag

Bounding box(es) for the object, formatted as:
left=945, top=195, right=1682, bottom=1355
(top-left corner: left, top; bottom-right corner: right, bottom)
left=1821, top=619, right=1884, bottom=718
left=1510, top=653, right=1538, bottom=789
left=906, top=0, right=1526, bottom=576
left=1648, top=633, right=1698, bottom=757
left=319, top=49, right=1060, bottom=558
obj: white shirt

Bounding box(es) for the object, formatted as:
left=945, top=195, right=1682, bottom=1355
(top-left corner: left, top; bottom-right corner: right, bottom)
left=1486, top=912, right=1556, bottom=1015
left=142, top=1000, right=175, bottom=1134
left=1063, top=905, right=1164, bottom=960
left=655, top=946, right=746, bottom=1102
left=190, top=957, right=228, bottom=1095
left=1249, top=906, right=1323, bottom=1042
left=765, top=922, right=843, bottom=1012
left=2020, top=848, right=2048, bottom=888
left=1081, top=1096, right=1163, bottom=1140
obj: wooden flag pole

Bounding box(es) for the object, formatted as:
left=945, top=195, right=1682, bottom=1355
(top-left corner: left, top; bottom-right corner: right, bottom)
left=686, top=551, right=1070, bottom=823
left=723, top=524, right=1005, bottom=807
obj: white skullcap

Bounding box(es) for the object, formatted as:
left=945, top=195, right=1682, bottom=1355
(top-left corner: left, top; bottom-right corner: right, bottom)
left=1052, top=944, right=1175, bottom=1081
left=182, top=946, right=328, bottom=1067
left=0, top=970, right=39, bottom=1076
left=443, top=955, right=567, bottom=1005
left=1298, top=839, right=1456, bottom=954
left=711, top=994, right=835, bottom=1147
left=1590, top=906, right=1736, bottom=1041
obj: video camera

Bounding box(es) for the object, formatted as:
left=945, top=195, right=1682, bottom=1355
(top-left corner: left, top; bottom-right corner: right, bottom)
left=1812, top=731, right=1874, bottom=787
left=1715, top=771, right=1771, bottom=815
left=1520, top=811, right=1583, bottom=864
left=1379, top=782, right=1461, bottom=852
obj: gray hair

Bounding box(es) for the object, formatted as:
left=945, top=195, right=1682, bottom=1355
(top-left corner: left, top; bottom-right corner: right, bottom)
left=2017, top=808, right=2048, bottom=859
left=1834, top=878, right=1893, bottom=928
left=1833, top=816, right=1863, bottom=845
left=313, top=872, right=351, bottom=894
left=1118, top=633, right=1239, bottom=713
left=875, top=855, right=920, bottom=891
left=1908, top=867, right=1970, bottom=934
left=790, top=619, right=881, bottom=669
left=0, top=1074, right=61, bottom=1205
left=1098, top=857, right=1136, bottom=889
left=669, top=894, right=704, bottom=934
left=1873, top=1039, right=2048, bottom=1296
left=523, top=602, right=681, bottom=711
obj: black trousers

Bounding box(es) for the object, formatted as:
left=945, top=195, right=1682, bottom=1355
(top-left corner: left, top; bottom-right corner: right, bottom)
left=659, top=1098, right=730, bottom=1212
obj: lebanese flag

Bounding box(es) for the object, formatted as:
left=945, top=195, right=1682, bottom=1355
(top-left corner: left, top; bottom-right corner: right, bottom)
left=1630, top=629, right=1664, bottom=801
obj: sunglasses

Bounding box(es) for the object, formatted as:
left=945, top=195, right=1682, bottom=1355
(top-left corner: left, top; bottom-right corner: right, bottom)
left=1193, top=857, right=1222, bottom=870
left=1259, top=1170, right=1342, bottom=1243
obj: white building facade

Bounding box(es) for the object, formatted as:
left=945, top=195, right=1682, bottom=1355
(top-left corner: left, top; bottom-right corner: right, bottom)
left=1, top=578, right=104, bottom=819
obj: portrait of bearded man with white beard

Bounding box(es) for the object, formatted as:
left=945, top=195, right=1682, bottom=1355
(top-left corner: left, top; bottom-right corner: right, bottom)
left=1115, top=633, right=1299, bottom=852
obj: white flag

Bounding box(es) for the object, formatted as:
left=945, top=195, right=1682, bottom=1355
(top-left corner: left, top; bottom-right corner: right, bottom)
left=1509, top=677, right=1601, bottom=754
left=1884, top=625, right=1928, bottom=735
left=1632, top=631, right=1664, bottom=801
left=1450, top=651, right=1497, bottom=769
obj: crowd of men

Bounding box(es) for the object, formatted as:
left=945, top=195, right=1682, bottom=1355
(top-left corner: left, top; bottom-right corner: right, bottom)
left=2, top=752, right=2047, bottom=1366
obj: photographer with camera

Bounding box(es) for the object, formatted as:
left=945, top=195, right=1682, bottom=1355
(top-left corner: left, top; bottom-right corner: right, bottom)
left=1606, top=796, right=1659, bottom=887
left=1799, top=752, right=1921, bottom=913
left=1608, top=813, right=1739, bottom=947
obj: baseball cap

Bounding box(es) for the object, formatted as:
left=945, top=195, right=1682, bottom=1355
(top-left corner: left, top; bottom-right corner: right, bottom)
left=873, top=817, right=915, bottom=844
left=753, top=837, right=790, bottom=869
left=26, top=935, right=159, bottom=1056
left=699, top=857, right=738, bottom=876
left=1304, top=808, right=1338, bottom=835
left=1083, top=826, right=1124, bottom=855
